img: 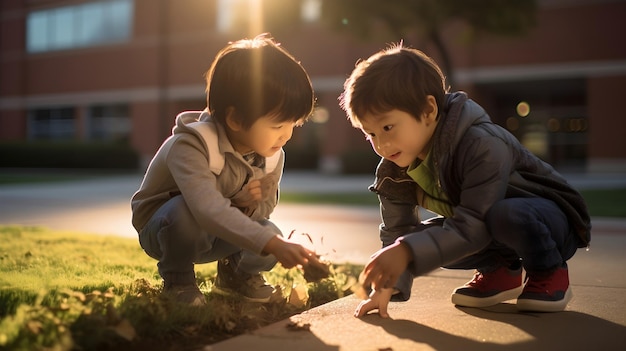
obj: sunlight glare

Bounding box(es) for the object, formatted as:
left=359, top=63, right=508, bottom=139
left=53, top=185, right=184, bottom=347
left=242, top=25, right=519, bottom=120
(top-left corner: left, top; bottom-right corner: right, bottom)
left=301, top=0, right=321, bottom=22
left=248, top=0, right=263, bottom=37
left=216, top=0, right=264, bottom=35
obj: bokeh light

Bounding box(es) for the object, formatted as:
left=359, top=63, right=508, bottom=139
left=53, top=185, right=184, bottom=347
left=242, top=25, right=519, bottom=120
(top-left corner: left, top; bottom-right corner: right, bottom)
left=547, top=118, right=560, bottom=132
left=516, top=101, right=530, bottom=117
left=311, top=107, right=329, bottom=124
left=506, top=117, right=519, bottom=131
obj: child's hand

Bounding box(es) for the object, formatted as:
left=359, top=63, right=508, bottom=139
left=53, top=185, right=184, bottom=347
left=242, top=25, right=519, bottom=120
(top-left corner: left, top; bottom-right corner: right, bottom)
left=354, top=287, right=395, bottom=318
left=263, top=235, right=315, bottom=269
left=231, top=179, right=262, bottom=209
left=243, top=179, right=262, bottom=202
left=360, top=241, right=412, bottom=294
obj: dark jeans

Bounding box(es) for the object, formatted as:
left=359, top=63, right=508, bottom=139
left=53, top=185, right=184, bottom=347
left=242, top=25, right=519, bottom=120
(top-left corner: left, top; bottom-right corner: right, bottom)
left=445, top=197, right=580, bottom=273
left=138, top=195, right=278, bottom=284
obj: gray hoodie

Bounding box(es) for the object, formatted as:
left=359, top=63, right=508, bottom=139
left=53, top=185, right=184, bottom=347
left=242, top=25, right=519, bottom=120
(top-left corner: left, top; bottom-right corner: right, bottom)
left=131, top=110, right=283, bottom=255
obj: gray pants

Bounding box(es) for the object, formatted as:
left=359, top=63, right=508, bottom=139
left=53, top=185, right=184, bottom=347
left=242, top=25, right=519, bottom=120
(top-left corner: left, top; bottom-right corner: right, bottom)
left=138, top=195, right=279, bottom=284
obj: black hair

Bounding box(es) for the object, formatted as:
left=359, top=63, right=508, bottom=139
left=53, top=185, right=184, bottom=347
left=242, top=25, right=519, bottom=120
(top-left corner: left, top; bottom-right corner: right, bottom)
left=340, top=43, right=448, bottom=128
left=206, top=33, right=315, bottom=129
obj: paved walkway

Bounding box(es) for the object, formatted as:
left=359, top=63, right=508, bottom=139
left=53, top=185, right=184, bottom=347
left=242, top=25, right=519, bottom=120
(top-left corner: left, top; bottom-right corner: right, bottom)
left=0, top=171, right=625, bottom=350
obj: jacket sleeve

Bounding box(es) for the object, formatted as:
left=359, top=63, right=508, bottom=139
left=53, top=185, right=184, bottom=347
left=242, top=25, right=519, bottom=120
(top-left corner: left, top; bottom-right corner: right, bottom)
left=379, top=195, right=433, bottom=301
left=398, top=132, right=512, bottom=278
left=166, top=135, right=278, bottom=254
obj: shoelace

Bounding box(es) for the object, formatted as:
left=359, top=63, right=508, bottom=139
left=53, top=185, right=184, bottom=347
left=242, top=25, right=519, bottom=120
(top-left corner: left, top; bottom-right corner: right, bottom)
left=246, top=274, right=270, bottom=288
left=469, top=271, right=486, bottom=287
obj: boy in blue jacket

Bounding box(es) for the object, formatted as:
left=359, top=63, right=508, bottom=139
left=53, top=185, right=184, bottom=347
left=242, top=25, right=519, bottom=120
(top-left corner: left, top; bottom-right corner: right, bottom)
left=340, top=44, right=591, bottom=317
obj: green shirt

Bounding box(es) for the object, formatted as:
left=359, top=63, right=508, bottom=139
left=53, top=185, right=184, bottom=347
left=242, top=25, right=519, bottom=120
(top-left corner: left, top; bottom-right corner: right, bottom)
left=407, top=152, right=454, bottom=218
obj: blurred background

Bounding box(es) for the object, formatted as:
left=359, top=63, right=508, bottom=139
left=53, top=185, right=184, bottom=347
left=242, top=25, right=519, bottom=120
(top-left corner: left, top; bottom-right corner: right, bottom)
left=1, top=0, right=625, bottom=175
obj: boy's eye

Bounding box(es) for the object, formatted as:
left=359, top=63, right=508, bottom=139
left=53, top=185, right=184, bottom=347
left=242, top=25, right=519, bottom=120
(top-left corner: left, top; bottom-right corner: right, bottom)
left=383, top=125, right=393, bottom=131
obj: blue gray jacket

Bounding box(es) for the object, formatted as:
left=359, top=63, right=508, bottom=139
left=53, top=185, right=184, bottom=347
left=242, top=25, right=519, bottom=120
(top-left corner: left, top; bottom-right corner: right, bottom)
left=370, top=92, right=591, bottom=300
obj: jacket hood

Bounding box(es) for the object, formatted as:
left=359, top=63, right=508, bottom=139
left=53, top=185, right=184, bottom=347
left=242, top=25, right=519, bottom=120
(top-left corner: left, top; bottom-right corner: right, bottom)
left=436, top=92, right=491, bottom=155
left=173, top=109, right=214, bottom=135
left=172, top=109, right=237, bottom=162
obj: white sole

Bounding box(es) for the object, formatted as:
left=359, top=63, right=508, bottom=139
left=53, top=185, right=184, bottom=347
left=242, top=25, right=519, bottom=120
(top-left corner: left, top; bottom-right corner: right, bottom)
left=451, top=285, right=524, bottom=308
left=516, top=287, right=573, bottom=312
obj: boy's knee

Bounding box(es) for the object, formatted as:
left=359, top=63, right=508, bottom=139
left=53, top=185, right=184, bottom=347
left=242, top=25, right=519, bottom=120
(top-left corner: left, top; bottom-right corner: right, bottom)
left=486, top=200, right=508, bottom=228
left=486, top=199, right=530, bottom=233
left=259, top=219, right=282, bottom=236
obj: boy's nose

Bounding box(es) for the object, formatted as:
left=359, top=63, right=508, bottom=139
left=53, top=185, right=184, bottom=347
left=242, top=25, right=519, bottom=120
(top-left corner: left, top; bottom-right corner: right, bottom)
left=376, top=139, right=388, bottom=152
left=282, top=127, right=293, bottom=142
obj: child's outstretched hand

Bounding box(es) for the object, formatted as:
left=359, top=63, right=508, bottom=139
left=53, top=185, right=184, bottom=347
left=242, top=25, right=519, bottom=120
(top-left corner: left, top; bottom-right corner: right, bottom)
left=354, top=287, right=395, bottom=318
left=360, top=241, right=411, bottom=291
left=354, top=241, right=412, bottom=318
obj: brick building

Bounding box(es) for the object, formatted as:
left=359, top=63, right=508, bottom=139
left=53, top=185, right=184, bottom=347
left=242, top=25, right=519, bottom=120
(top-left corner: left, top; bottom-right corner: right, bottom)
left=1, top=0, right=625, bottom=173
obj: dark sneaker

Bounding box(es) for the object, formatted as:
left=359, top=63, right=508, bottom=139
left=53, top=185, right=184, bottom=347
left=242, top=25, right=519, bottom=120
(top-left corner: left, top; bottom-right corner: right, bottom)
left=212, top=258, right=275, bottom=303
left=451, top=266, right=523, bottom=308
left=517, top=266, right=572, bottom=312
left=163, top=283, right=207, bottom=306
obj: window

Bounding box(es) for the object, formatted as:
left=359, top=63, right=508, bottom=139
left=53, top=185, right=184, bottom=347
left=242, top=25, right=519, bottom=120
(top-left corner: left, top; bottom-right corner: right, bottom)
left=216, top=0, right=250, bottom=33
left=26, top=0, right=134, bottom=53
left=301, top=0, right=321, bottom=23
left=28, top=107, right=75, bottom=140
left=89, top=104, right=131, bottom=141
left=216, top=0, right=320, bottom=32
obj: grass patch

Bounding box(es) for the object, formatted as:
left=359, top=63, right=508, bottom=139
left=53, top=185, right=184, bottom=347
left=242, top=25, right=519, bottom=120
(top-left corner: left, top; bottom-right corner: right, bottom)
left=0, top=170, right=129, bottom=185
left=0, top=226, right=362, bottom=351
left=282, top=188, right=626, bottom=218
left=579, top=188, right=626, bottom=218
left=0, top=173, right=92, bottom=185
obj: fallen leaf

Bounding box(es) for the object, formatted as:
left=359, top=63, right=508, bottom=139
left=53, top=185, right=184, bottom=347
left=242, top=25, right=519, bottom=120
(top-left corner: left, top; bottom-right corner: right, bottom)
left=287, top=284, right=309, bottom=308
left=26, top=321, right=42, bottom=334
left=286, top=320, right=311, bottom=331
left=350, top=281, right=368, bottom=300
left=287, top=229, right=296, bottom=239
left=109, top=319, right=136, bottom=341
left=225, top=321, right=236, bottom=332
left=303, top=256, right=330, bottom=283
left=301, top=232, right=313, bottom=245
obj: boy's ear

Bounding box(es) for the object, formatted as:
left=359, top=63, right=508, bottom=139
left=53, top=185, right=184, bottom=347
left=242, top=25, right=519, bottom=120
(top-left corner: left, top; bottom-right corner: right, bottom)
left=225, top=108, right=243, bottom=131
left=423, top=95, right=438, bottom=123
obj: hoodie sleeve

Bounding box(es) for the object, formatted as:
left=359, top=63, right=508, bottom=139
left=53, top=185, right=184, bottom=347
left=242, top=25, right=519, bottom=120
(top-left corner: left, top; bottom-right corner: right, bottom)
left=166, top=134, right=278, bottom=254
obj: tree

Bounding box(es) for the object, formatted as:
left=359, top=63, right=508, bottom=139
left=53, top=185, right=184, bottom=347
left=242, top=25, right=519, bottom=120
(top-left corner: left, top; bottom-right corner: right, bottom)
left=320, top=0, right=537, bottom=85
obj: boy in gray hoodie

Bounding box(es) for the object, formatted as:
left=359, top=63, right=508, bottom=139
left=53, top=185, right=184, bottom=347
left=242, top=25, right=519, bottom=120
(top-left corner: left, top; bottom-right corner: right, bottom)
left=131, top=34, right=319, bottom=306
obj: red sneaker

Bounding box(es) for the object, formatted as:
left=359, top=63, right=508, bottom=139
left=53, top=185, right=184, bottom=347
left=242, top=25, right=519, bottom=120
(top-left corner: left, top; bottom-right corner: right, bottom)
left=517, top=266, right=572, bottom=312
left=451, top=266, right=523, bottom=308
